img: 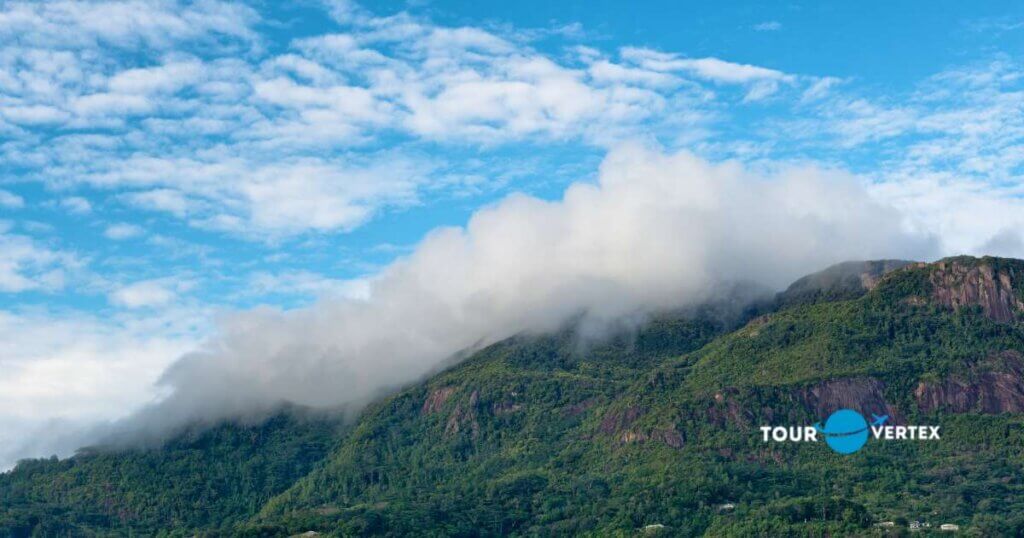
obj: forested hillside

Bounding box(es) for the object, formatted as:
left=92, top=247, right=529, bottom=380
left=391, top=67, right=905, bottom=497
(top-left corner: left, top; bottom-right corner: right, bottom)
left=0, top=411, right=346, bottom=536
left=4, top=257, right=1024, bottom=536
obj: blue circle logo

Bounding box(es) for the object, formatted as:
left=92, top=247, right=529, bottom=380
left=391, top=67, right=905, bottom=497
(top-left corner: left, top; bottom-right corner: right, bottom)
left=816, top=409, right=869, bottom=454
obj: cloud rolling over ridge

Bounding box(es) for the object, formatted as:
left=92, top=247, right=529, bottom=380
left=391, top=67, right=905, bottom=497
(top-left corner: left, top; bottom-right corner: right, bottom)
left=111, top=144, right=936, bottom=440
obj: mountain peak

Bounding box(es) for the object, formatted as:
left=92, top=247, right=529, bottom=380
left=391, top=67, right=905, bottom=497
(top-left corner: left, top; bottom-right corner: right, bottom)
left=924, top=256, right=1024, bottom=323
left=851, top=255, right=1024, bottom=324
left=778, top=256, right=1024, bottom=324
left=776, top=259, right=915, bottom=308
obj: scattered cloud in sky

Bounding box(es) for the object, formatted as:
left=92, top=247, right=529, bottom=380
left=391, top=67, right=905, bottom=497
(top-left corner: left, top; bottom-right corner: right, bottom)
left=0, top=0, right=258, bottom=50
left=753, top=21, right=782, bottom=32
left=0, top=230, right=77, bottom=293
left=246, top=271, right=371, bottom=301
left=59, top=196, right=93, bottom=214
left=0, top=190, right=24, bottom=208
left=109, top=277, right=192, bottom=309
left=0, top=1, right=821, bottom=238
left=104, top=223, right=145, bottom=240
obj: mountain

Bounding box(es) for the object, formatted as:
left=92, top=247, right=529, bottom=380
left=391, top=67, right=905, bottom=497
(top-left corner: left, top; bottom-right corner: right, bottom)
left=3, top=256, right=1024, bottom=536
left=0, top=409, right=347, bottom=536
left=774, top=259, right=913, bottom=308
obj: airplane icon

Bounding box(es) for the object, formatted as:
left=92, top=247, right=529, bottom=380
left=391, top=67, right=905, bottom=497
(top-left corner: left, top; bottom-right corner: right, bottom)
left=871, top=414, right=889, bottom=426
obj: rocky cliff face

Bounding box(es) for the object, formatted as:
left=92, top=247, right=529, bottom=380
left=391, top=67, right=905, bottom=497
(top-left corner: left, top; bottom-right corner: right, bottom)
left=929, top=258, right=1024, bottom=323
left=915, top=351, right=1024, bottom=414
left=599, top=406, right=685, bottom=448
left=798, top=377, right=902, bottom=422
left=421, top=387, right=456, bottom=415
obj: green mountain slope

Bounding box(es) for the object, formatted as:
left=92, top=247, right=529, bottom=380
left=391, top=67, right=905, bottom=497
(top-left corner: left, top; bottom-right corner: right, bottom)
left=0, top=312, right=727, bottom=538
left=0, top=410, right=347, bottom=537
left=252, top=256, right=1024, bottom=536
left=4, top=256, right=1024, bottom=537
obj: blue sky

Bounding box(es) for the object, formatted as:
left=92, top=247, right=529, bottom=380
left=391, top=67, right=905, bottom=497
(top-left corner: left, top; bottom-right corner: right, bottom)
left=3, top=0, right=1024, bottom=464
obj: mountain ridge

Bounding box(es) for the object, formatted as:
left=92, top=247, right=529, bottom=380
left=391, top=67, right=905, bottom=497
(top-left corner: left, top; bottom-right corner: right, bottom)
left=4, top=255, right=1024, bottom=536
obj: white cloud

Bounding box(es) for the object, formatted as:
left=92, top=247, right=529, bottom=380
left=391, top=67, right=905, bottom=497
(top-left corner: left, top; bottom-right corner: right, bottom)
left=112, top=145, right=934, bottom=438
left=870, top=174, right=1024, bottom=257
left=0, top=307, right=204, bottom=468
left=793, top=61, right=1024, bottom=253
left=235, top=161, right=422, bottom=234
left=587, top=59, right=680, bottom=88
left=801, top=76, right=842, bottom=102
left=0, top=0, right=819, bottom=238
left=108, top=58, right=205, bottom=94
left=621, top=47, right=792, bottom=83
left=1, top=104, right=69, bottom=125
left=0, top=231, right=77, bottom=292
left=6, top=0, right=1024, bottom=466
left=109, top=277, right=192, bottom=308
left=675, top=57, right=790, bottom=83
left=60, top=196, right=92, bottom=214
left=822, top=98, right=917, bottom=146
left=0, top=0, right=258, bottom=50
left=0, top=189, right=24, bottom=208
left=120, top=189, right=189, bottom=217
left=104, top=222, right=144, bottom=240
left=246, top=271, right=371, bottom=301
left=88, top=156, right=428, bottom=237
left=744, top=79, right=781, bottom=102
left=753, top=21, right=782, bottom=32
left=0, top=1, right=257, bottom=138
left=979, top=228, right=1024, bottom=257
left=70, top=92, right=153, bottom=118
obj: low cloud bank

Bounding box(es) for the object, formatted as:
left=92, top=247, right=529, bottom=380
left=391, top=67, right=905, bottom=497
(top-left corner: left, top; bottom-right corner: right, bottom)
left=108, top=145, right=936, bottom=443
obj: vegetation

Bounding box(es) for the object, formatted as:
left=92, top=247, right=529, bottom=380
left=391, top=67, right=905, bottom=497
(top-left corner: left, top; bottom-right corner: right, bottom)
left=0, top=411, right=346, bottom=537
left=3, top=257, right=1024, bottom=536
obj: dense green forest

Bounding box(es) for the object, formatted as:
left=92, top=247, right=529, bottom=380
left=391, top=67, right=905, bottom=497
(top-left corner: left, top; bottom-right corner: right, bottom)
left=0, top=412, right=347, bottom=536
left=3, top=256, right=1024, bottom=536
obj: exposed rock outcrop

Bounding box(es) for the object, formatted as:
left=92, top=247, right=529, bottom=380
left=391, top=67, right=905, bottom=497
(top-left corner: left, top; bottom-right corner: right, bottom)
left=599, top=406, right=644, bottom=434
left=652, top=428, right=685, bottom=448
left=930, top=259, right=1024, bottom=323
left=798, top=377, right=901, bottom=422
left=422, top=386, right=456, bottom=415
left=915, top=351, right=1024, bottom=413
left=598, top=406, right=682, bottom=448
left=445, top=391, right=481, bottom=439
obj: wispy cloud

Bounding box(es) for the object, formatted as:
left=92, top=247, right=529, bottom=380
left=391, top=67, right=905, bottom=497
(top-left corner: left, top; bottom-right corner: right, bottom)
left=104, top=222, right=145, bottom=240
left=0, top=229, right=78, bottom=293
left=109, top=277, right=193, bottom=308
left=59, top=196, right=93, bottom=214
left=620, top=47, right=792, bottom=83
left=246, top=271, right=370, bottom=301
left=0, top=0, right=259, bottom=49
left=753, top=21, right=782, bottom=32
left=0, top=189, right=24, bottom=208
